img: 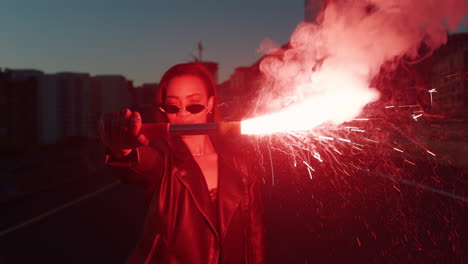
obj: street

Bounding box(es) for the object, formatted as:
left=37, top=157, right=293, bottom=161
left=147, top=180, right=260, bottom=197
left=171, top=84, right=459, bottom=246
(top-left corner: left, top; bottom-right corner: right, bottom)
left=0, top=168, right=146, bottom=264
left=0, top=142, right=466, bottom=263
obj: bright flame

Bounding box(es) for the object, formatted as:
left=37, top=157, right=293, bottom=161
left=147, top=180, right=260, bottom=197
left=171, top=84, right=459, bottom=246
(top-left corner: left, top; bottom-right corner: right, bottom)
left=241, top=69, right=379, bottom=135
left=241, top=0, right=466, bottom=136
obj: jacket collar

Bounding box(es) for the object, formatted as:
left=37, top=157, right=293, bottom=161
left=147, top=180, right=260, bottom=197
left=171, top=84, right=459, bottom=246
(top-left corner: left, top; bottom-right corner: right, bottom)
left=168, top=136, right=244, bottom=240
left=217, top=155, right=244, bottom=240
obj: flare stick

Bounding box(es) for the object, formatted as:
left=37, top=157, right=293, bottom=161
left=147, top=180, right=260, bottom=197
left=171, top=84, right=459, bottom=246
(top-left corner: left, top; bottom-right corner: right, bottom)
left=140, top=122, right=242, bottom=138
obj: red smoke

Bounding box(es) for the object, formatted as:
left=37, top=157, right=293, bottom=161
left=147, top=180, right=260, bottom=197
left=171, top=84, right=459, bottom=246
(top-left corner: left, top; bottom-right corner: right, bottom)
left=242, top=0, right=467, bottom=135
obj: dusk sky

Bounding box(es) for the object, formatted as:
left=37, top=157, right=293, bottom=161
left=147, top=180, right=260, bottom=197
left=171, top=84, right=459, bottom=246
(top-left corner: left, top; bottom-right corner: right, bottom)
left=1, top=0, right=305, bottom=85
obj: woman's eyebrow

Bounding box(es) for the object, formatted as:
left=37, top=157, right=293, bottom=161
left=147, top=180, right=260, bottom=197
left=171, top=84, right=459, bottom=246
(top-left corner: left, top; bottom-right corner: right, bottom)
left=186, top=93, right=202, bottom=99
left=166, top=93, right=201, bottom=98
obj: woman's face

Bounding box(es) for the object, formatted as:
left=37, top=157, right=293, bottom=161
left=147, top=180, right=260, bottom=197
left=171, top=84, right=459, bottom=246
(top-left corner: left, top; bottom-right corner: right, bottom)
left=164, top=75, right=213, bottom=124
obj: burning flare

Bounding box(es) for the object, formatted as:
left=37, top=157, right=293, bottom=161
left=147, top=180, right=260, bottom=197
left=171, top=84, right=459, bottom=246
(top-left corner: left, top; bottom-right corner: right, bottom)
left=243, top=0, right=467, bottom=135
left=241, top=67, right=379, bottom=134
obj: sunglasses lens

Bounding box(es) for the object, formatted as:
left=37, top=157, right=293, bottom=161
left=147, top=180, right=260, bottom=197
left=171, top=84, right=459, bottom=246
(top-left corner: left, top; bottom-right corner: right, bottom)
left=161, top=104, right=180, bottom=114
left=186, top=104, right=206, bottom=114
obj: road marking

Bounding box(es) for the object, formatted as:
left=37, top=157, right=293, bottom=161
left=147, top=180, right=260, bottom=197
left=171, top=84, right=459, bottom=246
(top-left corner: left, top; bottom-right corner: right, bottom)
left=0, top=180, right=120, bottom=238
left=361, top=168, right=468, bottom=203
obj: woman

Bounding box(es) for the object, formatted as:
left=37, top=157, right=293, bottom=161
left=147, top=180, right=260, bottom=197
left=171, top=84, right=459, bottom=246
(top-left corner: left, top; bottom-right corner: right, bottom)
left=100, top=62, right=265, bottom=264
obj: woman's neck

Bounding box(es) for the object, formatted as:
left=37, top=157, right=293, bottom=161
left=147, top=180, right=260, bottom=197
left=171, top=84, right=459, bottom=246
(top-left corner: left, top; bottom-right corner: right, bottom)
left=181, top=135, right=215, bottom=157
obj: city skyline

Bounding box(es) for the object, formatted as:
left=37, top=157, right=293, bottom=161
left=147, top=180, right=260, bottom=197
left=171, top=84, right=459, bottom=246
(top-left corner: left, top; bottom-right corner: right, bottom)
left=1, top=0, right=305, bottom=85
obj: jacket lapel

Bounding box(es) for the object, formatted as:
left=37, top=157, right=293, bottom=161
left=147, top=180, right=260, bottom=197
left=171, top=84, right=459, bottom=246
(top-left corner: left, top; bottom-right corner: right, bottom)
left=217, top=155, right=244, bottom=240
left=169, top=136, right=219, bottom=238
left=168, top=136, right=245, bottom=241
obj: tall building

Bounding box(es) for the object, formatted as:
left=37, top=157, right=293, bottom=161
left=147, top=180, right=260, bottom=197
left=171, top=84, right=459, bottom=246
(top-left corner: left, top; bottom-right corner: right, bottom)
left=0, top=69, right=43, bottom=149
left=38, top=74, right=60, bottom=144
left=42, top=73, right=133, bottom=142
left=304, top=0, right=327, bottom=22
left=92, top=75, right=132, bottom=114
left=220, top=63, right=263, bottom=120
left=133, top=83, right=158, bottom=123
left=90, top=75, right=133, bottom=136
left=50, top=72, right=93, bottom=140
left=0, top=68, right=135, bottom=149
left=430, top=33, right=468, bottom=117
left=36, top=72, right=96, bottom=143
left=201, top=61, right=219, bottom=84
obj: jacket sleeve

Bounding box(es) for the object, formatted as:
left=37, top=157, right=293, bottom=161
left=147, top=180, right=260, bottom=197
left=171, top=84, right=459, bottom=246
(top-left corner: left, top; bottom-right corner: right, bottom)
left=232, top=140, right=266, bottom=263
left=105, top=143, right=166, bottom=204
left=246, top=172, right=267, bottom=264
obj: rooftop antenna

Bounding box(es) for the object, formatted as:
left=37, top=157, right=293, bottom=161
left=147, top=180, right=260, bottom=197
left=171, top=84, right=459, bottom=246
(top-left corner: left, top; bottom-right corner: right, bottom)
left=197, top=41, right=203, bottom=61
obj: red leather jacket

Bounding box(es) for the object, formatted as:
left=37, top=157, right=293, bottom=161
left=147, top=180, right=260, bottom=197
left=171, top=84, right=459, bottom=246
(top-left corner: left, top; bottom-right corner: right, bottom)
left=106, top=136, right=266, bottom=264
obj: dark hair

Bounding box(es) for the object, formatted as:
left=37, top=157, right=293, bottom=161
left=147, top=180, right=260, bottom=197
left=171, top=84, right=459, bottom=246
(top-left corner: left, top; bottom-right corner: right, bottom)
left=155, top=62, right=221, bottom=123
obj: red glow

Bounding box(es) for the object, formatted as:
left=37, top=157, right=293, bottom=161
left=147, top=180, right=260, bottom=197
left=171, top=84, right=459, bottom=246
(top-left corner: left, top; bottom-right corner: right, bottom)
left=241, top=70, right=379, bottom=135
left=242, top=0, right=467, bottom=136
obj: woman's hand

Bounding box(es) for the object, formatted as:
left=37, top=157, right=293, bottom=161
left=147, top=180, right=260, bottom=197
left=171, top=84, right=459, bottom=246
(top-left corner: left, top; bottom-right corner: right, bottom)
left=99, top=108, right=149, bottom=158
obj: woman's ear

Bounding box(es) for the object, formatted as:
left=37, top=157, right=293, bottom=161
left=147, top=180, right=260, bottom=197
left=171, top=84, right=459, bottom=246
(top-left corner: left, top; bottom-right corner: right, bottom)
left=207, top=96, right=214, bottom=113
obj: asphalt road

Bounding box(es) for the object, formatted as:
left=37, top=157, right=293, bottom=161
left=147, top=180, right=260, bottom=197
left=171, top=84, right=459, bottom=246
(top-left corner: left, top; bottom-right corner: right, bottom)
left=0, top=157, right=465, bottom=263
left=0, top=168, right=147, bottom=264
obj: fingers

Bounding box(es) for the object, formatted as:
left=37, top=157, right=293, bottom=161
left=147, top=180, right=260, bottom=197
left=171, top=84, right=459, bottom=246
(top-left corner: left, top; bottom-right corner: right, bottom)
left=130, top=111, right=142, bottom=136
left=130, top=111, right=148, bottom=146
left=99, top=109, right=145, bottom=150
left=117, top=108, right=130, bottom=134
left=122, top=108, right=132, bottom=131
left=123, top=108, right=132, bottom=119
left=136, top=134, right=150, bottom=147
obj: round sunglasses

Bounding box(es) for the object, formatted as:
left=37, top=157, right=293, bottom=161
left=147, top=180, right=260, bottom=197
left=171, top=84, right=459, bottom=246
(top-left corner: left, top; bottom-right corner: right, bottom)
left=159, top=104, right=207, bottom=114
